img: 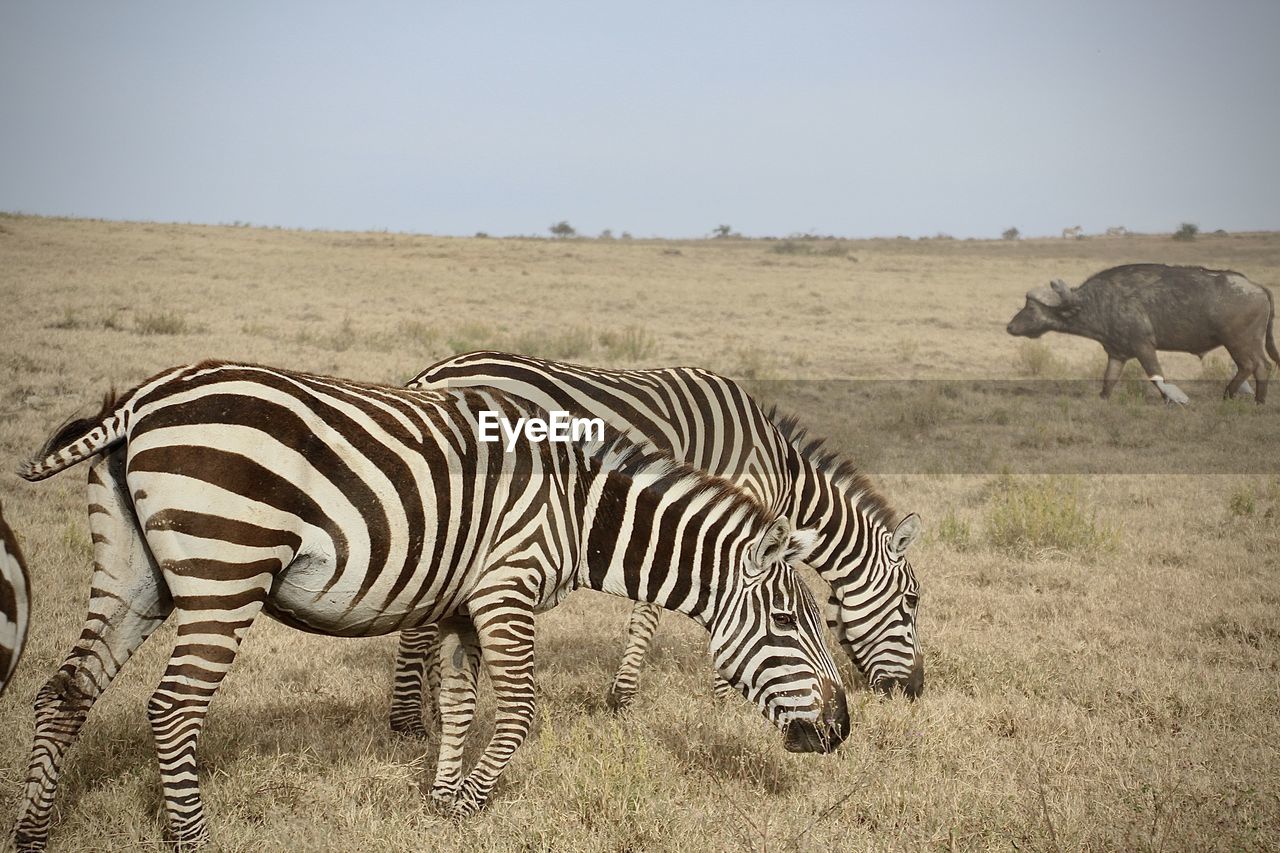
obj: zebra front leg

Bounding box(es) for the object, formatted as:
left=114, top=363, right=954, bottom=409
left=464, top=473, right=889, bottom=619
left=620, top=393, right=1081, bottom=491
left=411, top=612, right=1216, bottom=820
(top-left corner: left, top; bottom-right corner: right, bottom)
left=448, top=586, right=539, bottom=819
left=428, top=616, right=482, bottom=810
left=147, top=587, right=269, bottom=848
left=15, top=452, right=174, bottom=853
left=606, top=602, right=663, bottom=712
left=389, top=624, right=442, bottom=738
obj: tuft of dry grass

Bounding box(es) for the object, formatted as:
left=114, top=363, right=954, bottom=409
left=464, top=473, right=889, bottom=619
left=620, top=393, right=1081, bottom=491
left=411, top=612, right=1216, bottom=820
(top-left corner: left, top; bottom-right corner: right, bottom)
left=985, top=475, right=1118, bottom=556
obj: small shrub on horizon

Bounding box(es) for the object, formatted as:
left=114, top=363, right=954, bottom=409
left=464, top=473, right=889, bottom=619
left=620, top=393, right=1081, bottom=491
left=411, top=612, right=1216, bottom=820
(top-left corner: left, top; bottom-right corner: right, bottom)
left=1002, top=227, right=1020, bottom=241
left=1173, top=222, right=1199, bottom=242
left=549, top=220, right=576, bottom=238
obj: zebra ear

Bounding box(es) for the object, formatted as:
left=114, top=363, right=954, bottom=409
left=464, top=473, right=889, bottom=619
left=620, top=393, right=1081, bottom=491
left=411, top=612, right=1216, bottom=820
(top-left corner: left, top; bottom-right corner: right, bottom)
left=750, top=516, right=794, bottom=573
left=785, top=526, right=820, bottom=564
left=890, top=513, right=922, bottom=556
left=752, top=518, right=819, bottom=572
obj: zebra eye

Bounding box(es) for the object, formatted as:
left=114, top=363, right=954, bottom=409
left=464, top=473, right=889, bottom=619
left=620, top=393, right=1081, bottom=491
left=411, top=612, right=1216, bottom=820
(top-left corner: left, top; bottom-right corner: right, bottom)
left=772, top=612, right=797, bottom=630
left=904, top=592, right=919, bottom=610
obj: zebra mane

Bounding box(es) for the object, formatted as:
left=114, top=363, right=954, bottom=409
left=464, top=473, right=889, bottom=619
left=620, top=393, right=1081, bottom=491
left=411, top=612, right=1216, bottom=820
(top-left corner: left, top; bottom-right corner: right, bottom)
left=588, top=430, right=776, bottom=530
left=767, top=408, right=898, bottom=529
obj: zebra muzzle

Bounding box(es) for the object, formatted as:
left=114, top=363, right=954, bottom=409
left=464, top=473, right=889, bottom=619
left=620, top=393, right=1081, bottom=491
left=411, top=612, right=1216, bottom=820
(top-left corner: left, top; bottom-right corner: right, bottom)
left=783, top=684, right=849, bottom=753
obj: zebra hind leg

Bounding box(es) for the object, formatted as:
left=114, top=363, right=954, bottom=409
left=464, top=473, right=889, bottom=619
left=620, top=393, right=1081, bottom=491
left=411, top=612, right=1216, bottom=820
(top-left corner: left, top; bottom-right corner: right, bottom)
left=15, top=452, right=174, bottom=852
left=389, top=624, right=442, bottom=738
left=146, top=587, right=269, bottom=848
left=428, top=617, right=482, bottom=811
left=606, top=602, right=663, bottom=713
left=447, top=578, right=540, bottom=819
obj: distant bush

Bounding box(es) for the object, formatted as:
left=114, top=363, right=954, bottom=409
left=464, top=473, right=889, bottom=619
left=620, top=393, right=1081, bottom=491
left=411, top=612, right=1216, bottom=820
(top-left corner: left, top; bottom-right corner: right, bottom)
left=296, top=317, right=358, bottom=351
left=986, top=475, right=1117, bottom=557
left=935, top=510, right=972, bottom=551
left=446, top=322, right=502, bottom=354
left=136, top=311, right=190, bottom=335
left=1002, top=227, right=1020, bottom=241
left=734, top=346, right=777, bottom=381
left=599, top=326, right=658, bottom=362
left=1227, top=486, right=1256, bottom=518
left=711, top=225, right=739, bottom=239
left=549, top=221, right=576, bottom=238
left=510, top=326, right=594, bottom=360
left=1172, top=222, right=1199, bottom=242
left=397, top=320, right=438, bottom=351
left=770, top=240, right=848, bottom=257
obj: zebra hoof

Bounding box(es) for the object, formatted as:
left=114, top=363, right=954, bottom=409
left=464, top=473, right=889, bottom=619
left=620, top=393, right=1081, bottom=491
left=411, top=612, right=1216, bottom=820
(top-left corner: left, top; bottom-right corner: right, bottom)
left=446, top=782, right=487, bottom=820
left=428, top=784, right=458, bottom=814
left=165, top=821, right=211, bottom=851
left=605, top=686, right=635, bottom=714
left=14, top=829, right=50, bottom=853
left=390, top=718, right=430, bottom=740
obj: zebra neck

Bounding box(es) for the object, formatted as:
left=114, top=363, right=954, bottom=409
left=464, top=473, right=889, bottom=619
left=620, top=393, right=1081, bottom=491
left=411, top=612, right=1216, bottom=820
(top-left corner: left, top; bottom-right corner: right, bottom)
left=577, top=466, right=748, bottom=628
left=788, top=453, right=878, bottom=582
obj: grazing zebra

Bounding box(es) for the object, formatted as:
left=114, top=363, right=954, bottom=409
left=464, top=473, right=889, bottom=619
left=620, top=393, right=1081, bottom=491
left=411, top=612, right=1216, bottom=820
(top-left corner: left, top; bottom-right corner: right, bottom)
left=1, top=504, right=31, bottom=698
left=388, top=350, right=923, bottom=738
left=14, top=361, right=847, bottom=850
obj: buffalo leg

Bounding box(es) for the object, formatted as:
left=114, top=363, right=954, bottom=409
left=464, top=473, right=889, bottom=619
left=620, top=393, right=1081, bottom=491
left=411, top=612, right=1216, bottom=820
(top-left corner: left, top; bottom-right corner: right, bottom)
left=1134, top=347, right=1188, bottom=405
left=1100, top=356, right=1125, bottom=399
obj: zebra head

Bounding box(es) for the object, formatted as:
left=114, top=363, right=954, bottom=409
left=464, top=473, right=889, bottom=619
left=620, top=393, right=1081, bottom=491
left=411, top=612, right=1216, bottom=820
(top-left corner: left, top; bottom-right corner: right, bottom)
left=826, top=513, right=924, bottom=699
left=709, top=516, right=849, bottom=754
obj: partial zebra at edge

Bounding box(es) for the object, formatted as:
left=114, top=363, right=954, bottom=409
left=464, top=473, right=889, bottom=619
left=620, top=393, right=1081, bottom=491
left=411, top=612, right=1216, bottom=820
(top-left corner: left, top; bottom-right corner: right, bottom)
left=0, top=504, right=32, bottom=698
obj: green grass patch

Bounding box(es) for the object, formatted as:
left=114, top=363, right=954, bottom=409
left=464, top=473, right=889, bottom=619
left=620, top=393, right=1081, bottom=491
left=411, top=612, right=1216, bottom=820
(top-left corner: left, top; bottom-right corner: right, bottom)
left=985, top=475, right=1118, bottom=557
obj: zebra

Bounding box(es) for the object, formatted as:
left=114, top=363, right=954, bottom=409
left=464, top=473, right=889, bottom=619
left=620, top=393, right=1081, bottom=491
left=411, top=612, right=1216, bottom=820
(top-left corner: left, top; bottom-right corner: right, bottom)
left=387, top=350, right=923, bottom=738
left=1, top=504, right=31, bottom=698
left=14, top=360, right=847, bottom=850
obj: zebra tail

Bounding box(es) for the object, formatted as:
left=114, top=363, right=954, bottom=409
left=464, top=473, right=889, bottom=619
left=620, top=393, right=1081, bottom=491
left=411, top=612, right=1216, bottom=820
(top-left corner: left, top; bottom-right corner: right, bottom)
left=18, top=390, right=125, bottom=481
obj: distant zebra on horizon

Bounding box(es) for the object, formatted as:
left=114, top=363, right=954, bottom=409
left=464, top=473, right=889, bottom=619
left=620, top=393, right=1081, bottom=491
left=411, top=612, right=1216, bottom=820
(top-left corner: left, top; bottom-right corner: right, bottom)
left=14, top=360, right=847, bottom=850
left=1, top=505, right=31, bottom=698
left=390, top=350, right=923, bottom=738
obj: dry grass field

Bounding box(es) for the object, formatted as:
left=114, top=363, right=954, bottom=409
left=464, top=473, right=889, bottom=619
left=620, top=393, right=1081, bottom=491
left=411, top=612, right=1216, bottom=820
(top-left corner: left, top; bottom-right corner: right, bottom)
left=1, top=214, right=1278, bottom=851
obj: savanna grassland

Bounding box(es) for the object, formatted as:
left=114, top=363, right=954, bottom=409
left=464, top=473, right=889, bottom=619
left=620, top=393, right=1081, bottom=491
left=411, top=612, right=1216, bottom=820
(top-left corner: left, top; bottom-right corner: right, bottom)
left=0, top=214, right=1277, bottom=851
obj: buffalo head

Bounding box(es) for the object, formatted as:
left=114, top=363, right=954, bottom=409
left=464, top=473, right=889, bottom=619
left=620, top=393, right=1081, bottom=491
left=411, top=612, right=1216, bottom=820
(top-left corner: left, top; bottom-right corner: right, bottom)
left=1006, top=279, right=1078, bottom=338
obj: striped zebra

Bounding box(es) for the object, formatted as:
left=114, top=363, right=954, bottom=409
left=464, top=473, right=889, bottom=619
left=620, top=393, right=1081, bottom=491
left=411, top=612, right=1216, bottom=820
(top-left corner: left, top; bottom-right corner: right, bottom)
left=14, top=360, right=847, bottom=850
left=388, top=351, right=923, bottom=737
left=1, top=504, right=31, bottom=698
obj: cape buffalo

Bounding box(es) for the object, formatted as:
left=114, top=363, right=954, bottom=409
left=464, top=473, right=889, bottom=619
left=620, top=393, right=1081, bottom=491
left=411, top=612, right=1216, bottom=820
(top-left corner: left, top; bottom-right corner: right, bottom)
left=1006, top=264, right=1278, bottom=404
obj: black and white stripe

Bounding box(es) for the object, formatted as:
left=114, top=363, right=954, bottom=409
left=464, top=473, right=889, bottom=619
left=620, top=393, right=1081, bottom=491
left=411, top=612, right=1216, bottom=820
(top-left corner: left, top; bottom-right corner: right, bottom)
left=0, top=504, right=31, bottom=698
left=14, top=360, right=846, bottom=850
left=392, top=351, right=923, bottom=724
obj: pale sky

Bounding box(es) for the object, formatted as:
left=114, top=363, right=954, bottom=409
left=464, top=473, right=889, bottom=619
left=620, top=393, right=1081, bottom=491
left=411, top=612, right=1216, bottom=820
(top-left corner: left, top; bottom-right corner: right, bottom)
left=2, top=1, right=1278, bottom=238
